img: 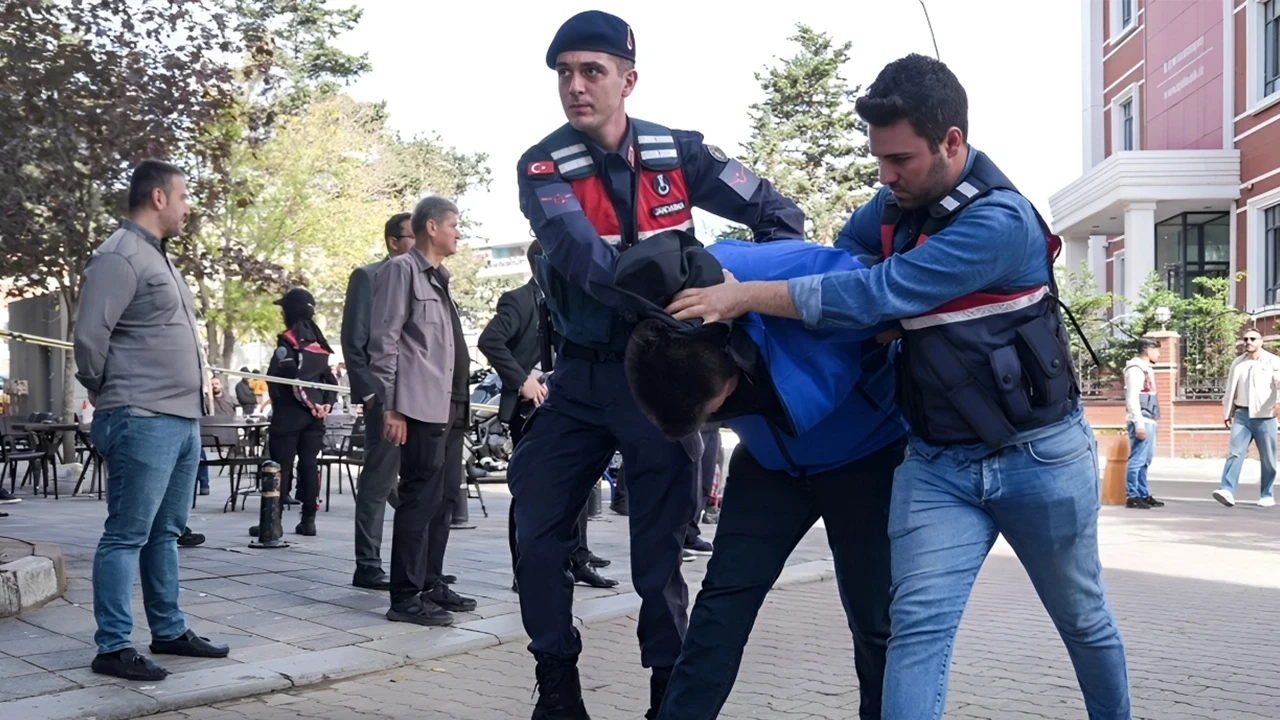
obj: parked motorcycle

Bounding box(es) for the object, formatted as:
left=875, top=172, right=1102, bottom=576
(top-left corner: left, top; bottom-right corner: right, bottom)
left=464, top=368, right=515, bottom=482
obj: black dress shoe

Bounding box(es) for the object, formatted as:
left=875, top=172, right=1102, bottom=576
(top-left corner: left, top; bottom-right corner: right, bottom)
left=352, top=570, right=391, bottom=590
left=1143, top=495, right=1165, bottom=508
left=387, top=596, right=453, bottom=626
left=586, top=553, right=610, bottom=569
left=423, top=582, right=478, bottom=612
left=149, top=629, right=229, bottom=658
left=572, top=565, right=619, bottom=589
left=1125, top=497, right=1151, bottom=509
left=441, top=574, right=457, bottom=584
left=177, top=529, right=206, bottom=547
left=92, top=648, right=169, bottom=681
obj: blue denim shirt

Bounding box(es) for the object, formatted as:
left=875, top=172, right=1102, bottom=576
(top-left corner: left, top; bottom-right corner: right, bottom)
left=786, top=149, right=1050, bottom=331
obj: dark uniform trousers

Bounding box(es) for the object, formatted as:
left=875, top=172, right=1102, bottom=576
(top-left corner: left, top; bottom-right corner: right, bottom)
left=509, top=356, right=700, bottom=668
left=658, top=438, right=904, bottom=720
left=268, top=405, right=325, bottom=509
left=389, top=399, right=467, bottom=601
left=508, top=399, right=593, bottom=573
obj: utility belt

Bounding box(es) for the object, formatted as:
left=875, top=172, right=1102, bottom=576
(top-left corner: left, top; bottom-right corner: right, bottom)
left=559, top=340, right=624, bottom=364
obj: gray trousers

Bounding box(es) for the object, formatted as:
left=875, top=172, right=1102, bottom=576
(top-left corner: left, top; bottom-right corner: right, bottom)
left=354, top=405, right=401, bottom=573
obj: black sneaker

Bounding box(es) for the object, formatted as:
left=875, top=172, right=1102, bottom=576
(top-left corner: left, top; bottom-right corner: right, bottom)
left=1125, top=497, right=1151, bottom=509
left=149, top=629, right=229, bottom=658
left=91, top=648, right=168, bottom=681
left=387, top=596, right=454, bottom=626
left=532, top=655, right=590, bottom=720
left=352, top=568, right=391, bottom=590
left=572, top=564, right=619, bottom=589
left=422, top=582, right=477, bottom=612
left=0, top=487, right=22, bottom=504
left=684, top=537, right=713, bottom=555
left=586, top=553, right=611, bottom=569
left=1143, top=495, right=1165, bottom=508
left=682, top=549, right=696, bottom=562
left=441, top=574, right=457, bottom=585
left=177, top=528, right=205, bottom=547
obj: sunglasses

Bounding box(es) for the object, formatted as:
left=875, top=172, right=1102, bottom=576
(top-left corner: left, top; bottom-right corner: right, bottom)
left=1245, top=336, right=1262, bottom=343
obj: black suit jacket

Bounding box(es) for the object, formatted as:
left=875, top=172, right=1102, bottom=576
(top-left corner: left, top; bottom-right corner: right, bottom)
left=340, top=258, right=388, bottom=405
left=477, top=279, right=542, bottom=422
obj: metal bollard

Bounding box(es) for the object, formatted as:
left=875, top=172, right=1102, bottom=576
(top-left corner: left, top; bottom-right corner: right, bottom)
left=249, top=460, right=290, bottom=549
left=587, top=481, right=602, bottom=518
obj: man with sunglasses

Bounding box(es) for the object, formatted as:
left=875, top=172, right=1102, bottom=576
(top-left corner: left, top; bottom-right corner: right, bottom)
left=1214, top=329, right=1280, bottom=508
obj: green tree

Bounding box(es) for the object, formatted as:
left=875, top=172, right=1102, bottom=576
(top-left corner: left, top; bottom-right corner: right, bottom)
left=0, top=0, right=238, bottom=423
left=726, top=24, right=877, bottom=244
left=1055, top=261, right=1116, bottom=373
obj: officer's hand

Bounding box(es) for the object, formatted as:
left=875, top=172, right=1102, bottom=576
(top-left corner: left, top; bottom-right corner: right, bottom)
left=1224, top=417, right=1233, bottom=429
left=520, top=374, right=547, bottom=406
left=667, top=282, right=750, bottom=324
left=383, top=410, right=408, bottom=446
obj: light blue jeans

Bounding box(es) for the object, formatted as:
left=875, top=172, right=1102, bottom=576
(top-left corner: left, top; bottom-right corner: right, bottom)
left=1125, top=420, right=1154, bottom=499
left=91, top=407, right=201, bottom=654
left=882, top=408, right=1131, bottom=719
left=1219, top=408, right=1277, bottom=498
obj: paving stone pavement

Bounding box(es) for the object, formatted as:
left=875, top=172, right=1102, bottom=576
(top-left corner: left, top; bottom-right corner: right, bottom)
left=128, top=549, right=1280, bottom=720
left=0, top=471, right=832, bottom=713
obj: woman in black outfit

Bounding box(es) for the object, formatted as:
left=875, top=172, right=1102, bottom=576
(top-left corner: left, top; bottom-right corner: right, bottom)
left=267, top=288, right=338, bottom=536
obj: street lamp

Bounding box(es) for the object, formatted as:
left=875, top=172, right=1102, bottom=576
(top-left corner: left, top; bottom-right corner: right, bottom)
left=1154, top=306, right=1171, bottom=331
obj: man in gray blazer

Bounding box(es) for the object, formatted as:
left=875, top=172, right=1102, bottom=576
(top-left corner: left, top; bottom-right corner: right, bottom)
left=343, top=212, right=414, bottom=590
left=369, top=195, right=478, bottom=626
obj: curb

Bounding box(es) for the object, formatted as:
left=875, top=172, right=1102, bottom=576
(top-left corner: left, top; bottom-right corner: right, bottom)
left=0, top=539, right=67, bottom=618
left=0, top=559, right=837, bottom=720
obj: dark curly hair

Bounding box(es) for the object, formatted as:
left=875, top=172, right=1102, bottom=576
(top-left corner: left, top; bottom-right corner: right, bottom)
left=624, top=319, right=737, bottom=440
left=854, top=53, right=968, bottom=150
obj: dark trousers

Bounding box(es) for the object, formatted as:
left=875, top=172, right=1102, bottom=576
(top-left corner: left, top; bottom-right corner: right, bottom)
left=508, top=357, right=699, bottom=668
left=428, top=400, right=468, bottom=581
left=354, top=402, right=401, bottom=573
left=389, top=412, right=450, bottom=602
left=267, top=411, right=325, bottom=514
left=658, top=438, right=904, bottom=720
left=508, top=399, right=592, bottom=574
left=685, top=423, right=721, bottom=544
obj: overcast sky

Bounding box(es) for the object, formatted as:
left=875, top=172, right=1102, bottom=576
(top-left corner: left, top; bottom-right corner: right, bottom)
left=335, top=0, right=1083, bottom=245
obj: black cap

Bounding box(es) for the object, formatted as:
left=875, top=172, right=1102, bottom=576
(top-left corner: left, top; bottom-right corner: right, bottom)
left=546, top=10, right=635, bottom=69
left=613, top=230, right=729, bottom=345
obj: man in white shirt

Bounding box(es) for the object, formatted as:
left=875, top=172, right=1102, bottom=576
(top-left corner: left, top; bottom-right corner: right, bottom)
left=1213, top=329, right=1280, bottom=508
left=1122, top=339, right=1163, bottom=509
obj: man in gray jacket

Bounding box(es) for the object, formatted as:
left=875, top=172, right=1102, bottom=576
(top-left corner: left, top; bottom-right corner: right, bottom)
left=74, top=160, right=229, bottom=682
left=343, top=212, right=414, bottom=590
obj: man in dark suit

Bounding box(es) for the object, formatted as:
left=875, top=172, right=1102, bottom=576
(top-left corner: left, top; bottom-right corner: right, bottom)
left=343, top=212, right=415, bottom=590
left=478, top=242, right=615, bottom=593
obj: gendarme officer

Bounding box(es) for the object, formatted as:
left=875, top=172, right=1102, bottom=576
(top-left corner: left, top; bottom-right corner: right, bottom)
left=510, top=10, right=804, bottom=720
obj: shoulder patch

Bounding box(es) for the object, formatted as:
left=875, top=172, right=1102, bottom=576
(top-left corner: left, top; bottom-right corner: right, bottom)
left=528, top=160, right=556, bottom=176
left=704, top=144, right=728, bottom=163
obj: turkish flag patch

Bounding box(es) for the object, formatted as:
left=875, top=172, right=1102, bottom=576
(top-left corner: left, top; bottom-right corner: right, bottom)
left=527, top=161, right=556, bottom=176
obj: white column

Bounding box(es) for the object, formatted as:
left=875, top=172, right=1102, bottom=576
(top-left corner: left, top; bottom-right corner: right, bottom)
left=1088, top=235, right=1108, bottom=296
left=1123, top=202, right=1158, bottom=308
left=1081, top=0, right=1105, bottom=171
left=1063, top=235, right=1090, bottom=276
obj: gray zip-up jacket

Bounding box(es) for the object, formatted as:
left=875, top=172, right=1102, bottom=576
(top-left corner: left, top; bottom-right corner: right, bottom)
left=74, top=220, right=206, bottom=419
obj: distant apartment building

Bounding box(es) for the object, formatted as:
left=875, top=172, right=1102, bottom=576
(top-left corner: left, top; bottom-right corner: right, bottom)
left=475, top=238, right=534, bottom=279
left=1050, top=0, right=1280, bottom=323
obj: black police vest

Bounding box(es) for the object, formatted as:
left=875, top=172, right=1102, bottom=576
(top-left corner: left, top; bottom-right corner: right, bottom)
left=533, top=119, right=690, bottom=354
left=884, top=152, right=1079, bottom=448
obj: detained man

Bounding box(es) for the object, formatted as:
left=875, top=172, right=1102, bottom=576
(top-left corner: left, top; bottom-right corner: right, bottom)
left=612, top=230, right=907, bottom=720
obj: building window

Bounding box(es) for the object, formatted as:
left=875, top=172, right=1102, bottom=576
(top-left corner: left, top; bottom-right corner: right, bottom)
left=1266, top=205, right=1280, bottom=305
left=1119, top=98, right=1134, bottom=151
left=1155, top=212, right=1230, bottom=299
left=1120, top=0, right=1134, bottom=29
left=1267, top=0, right=1279, bottom=97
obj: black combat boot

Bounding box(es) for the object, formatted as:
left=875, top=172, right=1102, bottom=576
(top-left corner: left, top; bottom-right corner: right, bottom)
left=531, top=654, right=590, bottom=720
left=645, top=666, right=672, bottom=720
left=295, top=511, right=316, bottom=536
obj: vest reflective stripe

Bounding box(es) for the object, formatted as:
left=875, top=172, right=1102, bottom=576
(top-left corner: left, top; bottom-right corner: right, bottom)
left=900, top=286, right=1048, bottom=330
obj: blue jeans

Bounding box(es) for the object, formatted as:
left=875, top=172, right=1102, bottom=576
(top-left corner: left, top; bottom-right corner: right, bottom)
left=1125, top=420, right=1154, bottom=499
left=1219, top=408, right=1277, bottom=498
left=882, top=409, right=1130, bottom=719
left=90, top=407, right=201, bottom=654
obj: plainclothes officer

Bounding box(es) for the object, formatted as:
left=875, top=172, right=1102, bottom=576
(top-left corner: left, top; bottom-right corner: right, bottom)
left=666, top=54, right=1132, bottom=719
left=510, top=10, right=805, bottom=720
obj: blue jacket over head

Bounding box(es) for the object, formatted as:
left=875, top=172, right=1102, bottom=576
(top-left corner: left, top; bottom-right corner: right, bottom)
left=705, top=239, right=907, bottom=475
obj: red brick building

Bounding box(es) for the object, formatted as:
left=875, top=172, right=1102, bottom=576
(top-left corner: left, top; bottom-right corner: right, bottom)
left=1049, top=0, right=1280, bottom=456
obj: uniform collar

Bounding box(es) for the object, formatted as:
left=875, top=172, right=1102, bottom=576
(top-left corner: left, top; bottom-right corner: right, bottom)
left=582, top=117, right=635, bottom=170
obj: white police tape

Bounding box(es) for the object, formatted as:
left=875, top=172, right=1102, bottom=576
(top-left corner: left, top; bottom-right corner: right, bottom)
left=0, top=328, right=502, bottom=413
